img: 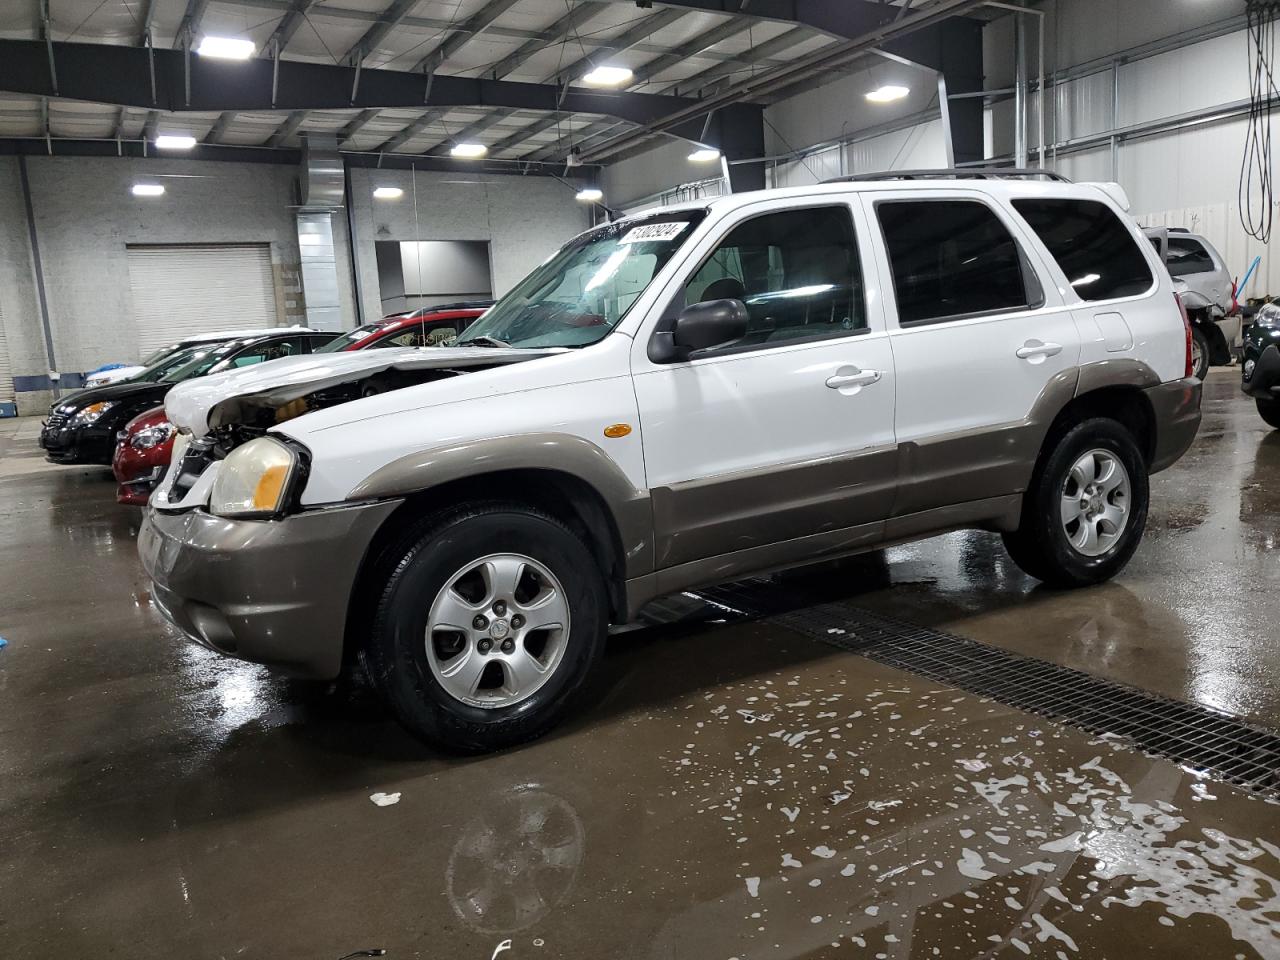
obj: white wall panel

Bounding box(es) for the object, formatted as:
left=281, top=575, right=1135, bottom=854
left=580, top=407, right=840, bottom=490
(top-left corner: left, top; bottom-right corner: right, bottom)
left=1119, top=30, right=1247, bottom=128
left=1054, top=70, right=1114, bottom=142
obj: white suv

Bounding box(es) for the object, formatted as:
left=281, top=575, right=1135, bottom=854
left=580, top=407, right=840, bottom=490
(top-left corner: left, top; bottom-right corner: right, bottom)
left=139, top=170, right=1202, bottom=751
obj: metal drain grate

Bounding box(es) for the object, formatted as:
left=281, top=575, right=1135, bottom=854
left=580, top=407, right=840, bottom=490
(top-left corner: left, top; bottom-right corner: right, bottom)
left=695, top=581, right=1280, bottom=798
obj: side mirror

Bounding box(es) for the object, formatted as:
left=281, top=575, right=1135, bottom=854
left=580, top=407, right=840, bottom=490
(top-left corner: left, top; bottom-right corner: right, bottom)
left=672, top=298, right=749, bottom=353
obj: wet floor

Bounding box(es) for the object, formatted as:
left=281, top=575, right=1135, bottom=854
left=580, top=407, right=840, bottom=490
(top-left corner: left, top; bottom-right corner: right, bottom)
left=1, top=371, right=1279, bottom=959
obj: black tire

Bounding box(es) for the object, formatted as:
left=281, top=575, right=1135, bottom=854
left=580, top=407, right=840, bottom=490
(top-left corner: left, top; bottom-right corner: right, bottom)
left=1191, top=326, right=1210, bottom=379
left=1002, top=418, right=1149, bottom=588
left=359, top=501, right=608, bottom=752
left=1258, top=398, right=1280, bottom=430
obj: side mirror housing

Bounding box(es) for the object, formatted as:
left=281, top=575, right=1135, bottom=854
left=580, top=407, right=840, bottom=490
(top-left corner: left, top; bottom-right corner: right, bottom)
left=649, top=298, right=748, bottom=362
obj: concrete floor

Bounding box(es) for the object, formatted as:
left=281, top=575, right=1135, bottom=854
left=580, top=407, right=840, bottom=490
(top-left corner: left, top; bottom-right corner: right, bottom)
left=2, top=370, right=1279, bottom=959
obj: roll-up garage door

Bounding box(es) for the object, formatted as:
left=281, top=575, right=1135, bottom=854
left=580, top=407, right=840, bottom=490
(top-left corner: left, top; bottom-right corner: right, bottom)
left=0, top=303, right=14, bottom=403
left=126, top=243, right=279, bottom=356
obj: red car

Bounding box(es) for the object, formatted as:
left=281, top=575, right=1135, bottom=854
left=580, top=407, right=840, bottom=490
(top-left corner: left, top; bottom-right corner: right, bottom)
left=332, top=302, right=491, bottom=352
left=113, top=406, right=175, bottom=505
left=111, top=304, right=491, bottom=505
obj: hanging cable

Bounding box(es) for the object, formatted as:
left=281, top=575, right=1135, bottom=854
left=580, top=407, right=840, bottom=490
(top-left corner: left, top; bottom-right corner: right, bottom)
left=1240, top=0, right=1279, bottom=243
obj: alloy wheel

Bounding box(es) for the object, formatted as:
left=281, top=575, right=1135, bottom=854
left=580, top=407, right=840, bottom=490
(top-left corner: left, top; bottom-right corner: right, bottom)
left=426, top=553, right=570, bottom=708
left=1059, top=449, right=1131, bottom=557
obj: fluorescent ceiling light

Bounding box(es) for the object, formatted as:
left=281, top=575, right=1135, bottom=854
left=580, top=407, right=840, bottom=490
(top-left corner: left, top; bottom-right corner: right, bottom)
left=132, top=184, right=165, bottom=197
left=688, top=147, right=721, bottom=163
left=450, top=142, right=488, bottom=158
left=576, top=188, right=604, bottom=202
left=372, top=186, right=404, bottom=199
left=196, top=36, right=255, bottom=60
left=865, top=84, right=910, bottom=104
left=582, top=65, right=633, bottom=87
left=155, top=134, right=196, bottom=150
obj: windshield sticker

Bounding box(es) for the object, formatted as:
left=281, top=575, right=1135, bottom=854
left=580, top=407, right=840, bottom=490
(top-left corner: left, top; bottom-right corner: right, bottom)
left=620, top=221, right=690, bottom=245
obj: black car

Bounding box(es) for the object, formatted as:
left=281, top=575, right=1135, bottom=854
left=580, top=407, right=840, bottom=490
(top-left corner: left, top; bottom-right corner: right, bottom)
left=40, top=330, right=339, bottom=464
left=1242, top=305, right=1280, bottom=429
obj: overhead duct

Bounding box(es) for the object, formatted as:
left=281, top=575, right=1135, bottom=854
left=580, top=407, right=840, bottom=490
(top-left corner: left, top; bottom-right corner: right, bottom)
left=300, top=133, right=344, bottom=208
left=296, top=133, right=345, bottom=331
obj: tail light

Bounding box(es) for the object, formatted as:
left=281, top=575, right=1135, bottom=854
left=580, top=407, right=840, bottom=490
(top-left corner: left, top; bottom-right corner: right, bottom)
left=1175, top=293, right=1193, bottom=378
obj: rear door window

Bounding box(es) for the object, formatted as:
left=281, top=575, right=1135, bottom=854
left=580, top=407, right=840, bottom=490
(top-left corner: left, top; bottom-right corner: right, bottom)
left=1012, top=198, right=1154, bottom=301
left=876, top=199, right=1037, bottom=325
left=1165, top=237, right=1216, bottom=277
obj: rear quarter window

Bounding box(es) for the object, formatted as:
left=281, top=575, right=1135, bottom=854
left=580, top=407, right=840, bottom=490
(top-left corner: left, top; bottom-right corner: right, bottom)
left=1012, top=198, right=1154, bottom=301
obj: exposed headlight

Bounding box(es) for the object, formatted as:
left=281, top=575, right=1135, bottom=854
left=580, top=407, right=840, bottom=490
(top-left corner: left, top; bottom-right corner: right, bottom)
left=1254, top=303, right=1280, bottom=328
left=208, top=437, right=300, bottom=518
left=70, top=401, right=116, bottom=427
left=130, top=421, right=175, bottom=451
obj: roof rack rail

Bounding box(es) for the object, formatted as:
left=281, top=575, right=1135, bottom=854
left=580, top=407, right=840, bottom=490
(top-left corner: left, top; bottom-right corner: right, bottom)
left=823, top=167, right=1073, bottom=184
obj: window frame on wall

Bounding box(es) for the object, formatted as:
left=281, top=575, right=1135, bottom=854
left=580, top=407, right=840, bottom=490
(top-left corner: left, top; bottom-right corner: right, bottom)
left=872, top=196, right=1046, bottom=329
left=1011, top=197, right=1157, bottom=303
left=658, top=202, right=872, bottom=360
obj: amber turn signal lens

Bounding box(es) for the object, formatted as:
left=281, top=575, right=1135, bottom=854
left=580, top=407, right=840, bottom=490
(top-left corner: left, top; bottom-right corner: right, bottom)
left=603, top=423, right=632, bottom=438
left=251, top=463, right=290, bottom=511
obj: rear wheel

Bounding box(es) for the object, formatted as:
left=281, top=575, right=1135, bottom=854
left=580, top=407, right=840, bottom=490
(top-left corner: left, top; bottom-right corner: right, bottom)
left=1190, top=326, right=1210, bottom=379
left=1258, top=398, right=1280, bottom=430
left=1003, top=418, right=1149, bottom=588
left=360, top=502, right=608, bottom=752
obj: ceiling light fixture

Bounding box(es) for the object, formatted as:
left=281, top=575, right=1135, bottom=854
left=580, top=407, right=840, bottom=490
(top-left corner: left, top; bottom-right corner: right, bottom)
left=450, top=142, right=488, bottom=159
left=131, top=184, right=165, bottom=197
left=154, top=134, right=196, bottom=150
left=582, top=65, right=634, bottom=87
left=865, top=84, right=910, bottom=104
left=196, top=36, right=256, bottom=60
left=688, top=147, right=722, bottom=163
left=372, top=186, right=404, bottom=199
left=576, top=188, right=604, bottom=202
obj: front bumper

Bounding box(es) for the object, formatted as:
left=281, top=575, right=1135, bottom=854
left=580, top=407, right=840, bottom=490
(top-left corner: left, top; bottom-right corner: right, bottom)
left=1242, top=342, right=1280, bottom=400
left=1145, top=376, right=1202, bottom=474
left=138, top=499, right=401, bottom=678
left=39, top=422, right=115, bottom=464
left=113, top=435, right=172, bottom=505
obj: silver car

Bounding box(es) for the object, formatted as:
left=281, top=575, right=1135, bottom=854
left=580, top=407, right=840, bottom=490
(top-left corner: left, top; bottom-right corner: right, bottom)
left=1145, top=227, right=1236, bottom=379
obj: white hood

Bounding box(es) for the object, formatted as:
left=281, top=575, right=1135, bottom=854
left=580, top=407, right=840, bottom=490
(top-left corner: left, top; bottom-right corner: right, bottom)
left=165, top=346, right=559, bottom=437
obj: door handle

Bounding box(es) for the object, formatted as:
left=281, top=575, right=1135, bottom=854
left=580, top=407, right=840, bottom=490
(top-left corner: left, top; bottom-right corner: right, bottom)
left=1016, top=339, right=1063, bottom=360
left=826, top=369, right=881, bottom=389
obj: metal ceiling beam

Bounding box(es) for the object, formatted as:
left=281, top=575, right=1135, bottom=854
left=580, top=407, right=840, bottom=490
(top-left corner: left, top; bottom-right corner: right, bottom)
left=216, top=0, right=804, bottom=70
left=205, top=111, right=236, bottom=143
left=0, top=40, right=703, bottom=124
left=342, top=0, right=421, bottom=66
left=265, top=109, right=308, bottom=146
left=628, top=17, right=752, bottom=86
left=261, top=0, right=316, bottom=58
left=373, top=108, right=448, bottom=153
left=487, top=113, right=571, bottom=156
left=483, top=3, right=608, bottom=80
left=411, top=0, right=524, bottom=74
left=173, top=0, right=211, bottom=49
left=577, top=0, right=985, bottom=162
left=668, top=25, right=816, bottom=96
left=338, top=107, right=382, bottom=144
left=595, top=0, right=918, bottom=42
left=548, top=7, right=686, bottom=87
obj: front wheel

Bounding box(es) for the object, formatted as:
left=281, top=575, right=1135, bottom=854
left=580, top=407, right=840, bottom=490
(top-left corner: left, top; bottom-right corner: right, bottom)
left=360, top=503, right=609, bottom=752
left=1258, top=398, right=1280, bottom=430
left=1003, top=418, right=1149, bottom=588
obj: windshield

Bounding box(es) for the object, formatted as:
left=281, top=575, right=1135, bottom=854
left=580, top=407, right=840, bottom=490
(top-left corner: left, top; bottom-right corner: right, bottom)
left=157, top=341, right=244, bottom=383
left=133, top=346, right=206, bottom=382
left=316, top=325, right=381, bottom=353
left=457, top=211, right=706, bottom=348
